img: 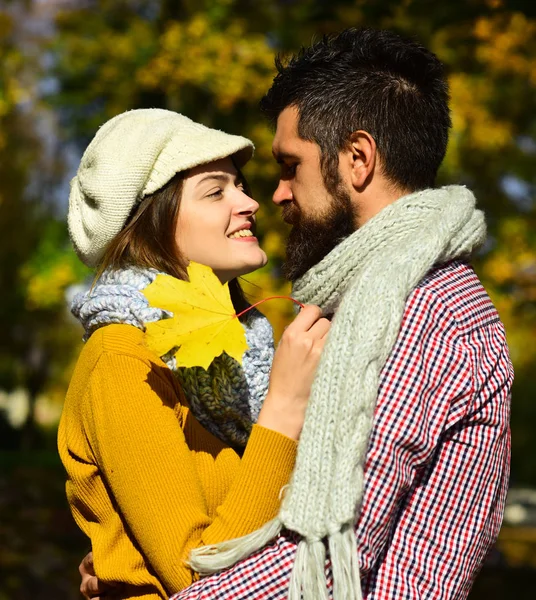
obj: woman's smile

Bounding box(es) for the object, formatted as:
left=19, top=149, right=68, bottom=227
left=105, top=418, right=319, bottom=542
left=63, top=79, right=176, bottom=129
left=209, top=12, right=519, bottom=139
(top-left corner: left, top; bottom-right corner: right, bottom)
left=227, top=223, right=258, bottom=242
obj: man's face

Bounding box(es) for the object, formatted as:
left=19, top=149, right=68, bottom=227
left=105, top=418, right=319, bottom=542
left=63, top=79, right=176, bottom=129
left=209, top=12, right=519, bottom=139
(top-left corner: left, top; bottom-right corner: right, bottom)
left=272, top=106, right=357, bottom=281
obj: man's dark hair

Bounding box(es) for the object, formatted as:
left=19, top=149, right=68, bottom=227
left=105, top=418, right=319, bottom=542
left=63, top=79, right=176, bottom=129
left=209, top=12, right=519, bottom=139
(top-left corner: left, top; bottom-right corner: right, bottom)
left=261, top=28, right=451, bottom=192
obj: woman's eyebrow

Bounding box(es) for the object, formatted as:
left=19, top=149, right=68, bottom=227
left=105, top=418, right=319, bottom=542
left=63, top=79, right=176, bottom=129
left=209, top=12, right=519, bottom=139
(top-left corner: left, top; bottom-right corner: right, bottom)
left=195, top=173, right=234, bottom=188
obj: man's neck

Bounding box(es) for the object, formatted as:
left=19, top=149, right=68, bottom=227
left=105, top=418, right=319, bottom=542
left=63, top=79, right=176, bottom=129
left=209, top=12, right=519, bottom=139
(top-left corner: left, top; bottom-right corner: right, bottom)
left=354, top=182, right=412, bottom=229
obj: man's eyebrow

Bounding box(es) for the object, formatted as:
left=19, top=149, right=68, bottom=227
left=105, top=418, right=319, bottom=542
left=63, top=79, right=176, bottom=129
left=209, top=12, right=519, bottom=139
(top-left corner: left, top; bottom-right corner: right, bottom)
left=195, top=173, right=234, bottom=188
left=272, top=149, right=300, bottom=163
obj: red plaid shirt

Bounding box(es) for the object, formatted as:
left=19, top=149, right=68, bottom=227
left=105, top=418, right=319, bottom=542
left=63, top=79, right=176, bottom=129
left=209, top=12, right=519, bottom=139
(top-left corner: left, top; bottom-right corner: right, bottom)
left=171, top=261, right=512, bottom=600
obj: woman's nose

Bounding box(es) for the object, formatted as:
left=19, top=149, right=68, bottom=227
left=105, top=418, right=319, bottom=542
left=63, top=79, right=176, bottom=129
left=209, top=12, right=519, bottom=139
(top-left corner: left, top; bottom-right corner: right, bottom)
left=237, top=194, right=259, bottom=216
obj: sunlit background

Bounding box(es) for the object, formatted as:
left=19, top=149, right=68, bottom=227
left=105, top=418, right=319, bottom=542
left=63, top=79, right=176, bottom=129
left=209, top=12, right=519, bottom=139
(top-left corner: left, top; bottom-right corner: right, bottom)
left=1, top=0, right=535, bottom=598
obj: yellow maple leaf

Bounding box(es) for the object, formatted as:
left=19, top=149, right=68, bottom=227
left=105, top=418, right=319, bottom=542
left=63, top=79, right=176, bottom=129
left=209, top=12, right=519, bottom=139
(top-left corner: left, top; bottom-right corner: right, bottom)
left=142, top=262, right=248, bottom=370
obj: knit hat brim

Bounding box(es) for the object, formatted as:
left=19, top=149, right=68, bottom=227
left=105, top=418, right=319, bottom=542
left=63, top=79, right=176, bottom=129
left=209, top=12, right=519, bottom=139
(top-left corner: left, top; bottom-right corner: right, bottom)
left=143, top=126, right=253, bottom=197
left=68, top=109, right=254, bottom=268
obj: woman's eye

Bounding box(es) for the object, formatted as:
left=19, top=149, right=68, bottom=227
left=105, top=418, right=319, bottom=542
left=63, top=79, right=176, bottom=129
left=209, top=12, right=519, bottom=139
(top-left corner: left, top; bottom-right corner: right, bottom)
left=207, top=188, right=223, bottom=199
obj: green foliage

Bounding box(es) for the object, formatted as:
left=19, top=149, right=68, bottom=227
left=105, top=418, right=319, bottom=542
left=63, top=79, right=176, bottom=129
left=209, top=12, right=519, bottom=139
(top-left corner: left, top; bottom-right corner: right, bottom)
left=49, top=0, right=536, bottom=484
left=0, top=0, right=535, bottom=595
left=20, top=219, right=90, bottom=312
left=3, top=0, right=536, bottom=478
left=0, top=4, right=85, bottom=450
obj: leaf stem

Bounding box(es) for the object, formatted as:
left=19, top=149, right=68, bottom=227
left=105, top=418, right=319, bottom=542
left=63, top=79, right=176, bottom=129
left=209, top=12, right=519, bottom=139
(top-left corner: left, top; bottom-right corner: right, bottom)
left=234, top=296, right=305, bottom=319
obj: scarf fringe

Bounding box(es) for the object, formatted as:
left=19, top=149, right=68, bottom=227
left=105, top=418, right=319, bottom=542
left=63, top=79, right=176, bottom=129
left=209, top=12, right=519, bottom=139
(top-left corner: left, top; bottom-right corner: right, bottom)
left=191, top=522, right=361, bottom=600
left=328, top=526, right=362, bottom=600
left=288, top=538, right=329, bottom=600
left=189, top=518, right=282, bottom=575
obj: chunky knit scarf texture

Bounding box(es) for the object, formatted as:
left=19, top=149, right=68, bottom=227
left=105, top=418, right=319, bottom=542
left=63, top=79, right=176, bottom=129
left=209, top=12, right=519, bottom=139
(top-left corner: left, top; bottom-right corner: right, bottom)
left=71, top=267, right=274, bottom=448
left=190, top=186, right=487, bottom=599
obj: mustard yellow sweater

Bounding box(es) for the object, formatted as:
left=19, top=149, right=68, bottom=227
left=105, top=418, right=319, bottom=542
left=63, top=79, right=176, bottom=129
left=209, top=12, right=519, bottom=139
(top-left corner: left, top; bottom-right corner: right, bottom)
left=58, top=324, right=297, bottom=600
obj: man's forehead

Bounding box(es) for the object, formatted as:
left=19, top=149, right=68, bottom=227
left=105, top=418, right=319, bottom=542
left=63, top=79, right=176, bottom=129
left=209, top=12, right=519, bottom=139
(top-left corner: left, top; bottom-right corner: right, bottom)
left=273, top=106, right=299, bottom=144
left=272, top=106, right=307, bottom=159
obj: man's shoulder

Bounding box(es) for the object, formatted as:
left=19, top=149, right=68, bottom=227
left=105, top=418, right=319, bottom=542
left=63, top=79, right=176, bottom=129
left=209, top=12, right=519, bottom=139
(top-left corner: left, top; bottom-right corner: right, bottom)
left=407, top=260, right=500, bottom=335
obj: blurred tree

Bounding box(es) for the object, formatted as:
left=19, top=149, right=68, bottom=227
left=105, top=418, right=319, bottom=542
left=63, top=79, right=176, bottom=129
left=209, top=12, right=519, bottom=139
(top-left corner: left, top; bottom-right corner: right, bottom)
left=0, top=2, right=534, bottom=596
left=44, top=0, right=536, bottom=481
left=0, top=3, right=87, bottom=450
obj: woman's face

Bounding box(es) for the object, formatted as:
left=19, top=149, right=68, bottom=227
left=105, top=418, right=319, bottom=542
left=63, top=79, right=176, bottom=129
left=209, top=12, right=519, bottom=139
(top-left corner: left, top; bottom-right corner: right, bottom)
left=177, top=157, right=268, bottom=283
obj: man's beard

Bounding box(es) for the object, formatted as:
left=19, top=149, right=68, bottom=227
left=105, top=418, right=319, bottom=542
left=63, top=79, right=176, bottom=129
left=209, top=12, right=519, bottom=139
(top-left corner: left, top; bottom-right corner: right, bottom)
left=282, top=184, right=358, bottom=282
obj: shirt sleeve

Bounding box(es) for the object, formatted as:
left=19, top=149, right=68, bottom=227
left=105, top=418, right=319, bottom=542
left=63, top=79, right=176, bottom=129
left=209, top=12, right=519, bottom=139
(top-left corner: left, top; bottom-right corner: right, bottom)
left=358, top=287, right=512, bottom=599
left=85, top=350, right=297, bottom=595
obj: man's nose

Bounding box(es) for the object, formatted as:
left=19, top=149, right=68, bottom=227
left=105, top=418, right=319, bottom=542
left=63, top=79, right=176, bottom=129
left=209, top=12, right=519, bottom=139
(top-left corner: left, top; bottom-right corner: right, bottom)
left=272, top=180, right=293, bottom=206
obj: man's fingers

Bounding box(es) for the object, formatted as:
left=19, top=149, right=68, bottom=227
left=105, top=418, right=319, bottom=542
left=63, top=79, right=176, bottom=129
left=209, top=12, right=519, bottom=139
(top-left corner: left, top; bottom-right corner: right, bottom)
left=79, top=551, right=95, bottom=576
left=81, top=574, right=106, bottom=598
left=81, top=576, right=124, bottom=599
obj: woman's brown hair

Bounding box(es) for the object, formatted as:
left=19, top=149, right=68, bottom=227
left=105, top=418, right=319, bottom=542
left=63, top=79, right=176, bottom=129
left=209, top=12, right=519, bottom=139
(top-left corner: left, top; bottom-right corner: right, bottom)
left=94, top=171, right=249, bottom=314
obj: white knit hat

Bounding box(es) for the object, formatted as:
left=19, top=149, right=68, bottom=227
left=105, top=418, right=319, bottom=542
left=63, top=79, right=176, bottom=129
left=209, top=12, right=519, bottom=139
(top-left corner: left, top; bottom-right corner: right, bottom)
left=68, top=108, right=254, bottom=267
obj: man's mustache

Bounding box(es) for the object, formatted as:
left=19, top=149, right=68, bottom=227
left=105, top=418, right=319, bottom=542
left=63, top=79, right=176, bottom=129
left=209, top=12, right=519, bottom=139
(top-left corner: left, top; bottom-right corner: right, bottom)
left=281, top=203, right=301, bottom=225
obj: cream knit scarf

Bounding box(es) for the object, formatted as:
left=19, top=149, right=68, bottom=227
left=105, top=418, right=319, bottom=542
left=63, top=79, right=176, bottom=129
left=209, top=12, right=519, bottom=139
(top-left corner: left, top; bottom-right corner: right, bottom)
left=190, top=185, right=487, bottom=599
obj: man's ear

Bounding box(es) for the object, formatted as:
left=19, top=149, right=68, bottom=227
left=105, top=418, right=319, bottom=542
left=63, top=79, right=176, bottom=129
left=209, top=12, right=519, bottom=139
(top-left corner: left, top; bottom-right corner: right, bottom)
left=347, top=130, right=377, bottom=190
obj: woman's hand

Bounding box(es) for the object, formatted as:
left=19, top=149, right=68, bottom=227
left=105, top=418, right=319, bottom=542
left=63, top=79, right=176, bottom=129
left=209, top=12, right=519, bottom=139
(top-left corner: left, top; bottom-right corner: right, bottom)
left=257, top=305, right=330, bottom=440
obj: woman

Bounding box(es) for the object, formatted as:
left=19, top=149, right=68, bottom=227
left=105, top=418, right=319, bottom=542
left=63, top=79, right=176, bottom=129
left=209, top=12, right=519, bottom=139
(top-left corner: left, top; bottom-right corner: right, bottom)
left=58, top=109, right=330, bottom=599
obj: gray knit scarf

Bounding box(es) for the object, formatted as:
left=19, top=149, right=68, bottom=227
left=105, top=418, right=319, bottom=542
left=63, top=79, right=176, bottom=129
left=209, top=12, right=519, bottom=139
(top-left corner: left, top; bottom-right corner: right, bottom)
left=190, top=186, right=487, bottom=599
left=71, top=268, right=274, bottom=448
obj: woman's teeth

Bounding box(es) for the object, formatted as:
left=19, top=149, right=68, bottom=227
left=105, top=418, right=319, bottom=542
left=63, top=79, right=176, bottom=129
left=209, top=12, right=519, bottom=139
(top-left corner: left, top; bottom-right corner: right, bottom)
left=229, top=229, right=254, bottom=239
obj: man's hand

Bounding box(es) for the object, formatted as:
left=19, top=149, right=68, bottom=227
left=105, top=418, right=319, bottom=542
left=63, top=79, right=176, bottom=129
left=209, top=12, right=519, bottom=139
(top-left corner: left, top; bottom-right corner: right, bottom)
left=79, top=551, right=121, bottom=599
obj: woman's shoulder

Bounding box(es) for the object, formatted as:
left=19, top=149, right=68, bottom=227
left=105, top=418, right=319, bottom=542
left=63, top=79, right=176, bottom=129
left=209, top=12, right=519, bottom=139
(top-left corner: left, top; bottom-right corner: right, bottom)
left=87, top=322, right=144, bottom=352
left=70, top=324, right=183, bottom=402
left=64, top=324, right=187, bottom=445
left=78, top=324, right=165, bottom=374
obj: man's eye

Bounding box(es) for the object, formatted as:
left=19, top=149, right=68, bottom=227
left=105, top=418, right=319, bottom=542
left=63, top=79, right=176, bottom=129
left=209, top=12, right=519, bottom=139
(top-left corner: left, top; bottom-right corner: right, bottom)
left=283, top=164, right=297, bottom=177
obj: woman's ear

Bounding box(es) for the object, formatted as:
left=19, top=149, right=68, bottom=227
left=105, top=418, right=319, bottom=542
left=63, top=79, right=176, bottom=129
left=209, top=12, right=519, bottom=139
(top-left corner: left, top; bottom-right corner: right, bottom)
left=347, top=130, right=377, bottom=190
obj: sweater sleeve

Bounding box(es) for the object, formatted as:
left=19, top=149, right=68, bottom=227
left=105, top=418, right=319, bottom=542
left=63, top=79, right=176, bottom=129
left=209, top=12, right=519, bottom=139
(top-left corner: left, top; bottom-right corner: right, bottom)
left=84, top=349, right=296, bottom=594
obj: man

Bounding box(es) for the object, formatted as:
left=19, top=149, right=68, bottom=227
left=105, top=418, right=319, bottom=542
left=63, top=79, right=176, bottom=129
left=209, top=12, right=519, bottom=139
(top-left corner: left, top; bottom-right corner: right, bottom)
left=83, top=28, right=512, bottom=599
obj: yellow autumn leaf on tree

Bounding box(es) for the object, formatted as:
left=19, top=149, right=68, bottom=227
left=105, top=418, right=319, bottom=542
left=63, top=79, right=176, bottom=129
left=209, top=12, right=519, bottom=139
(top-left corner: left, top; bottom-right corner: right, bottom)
left=142, top=262, right=248, bottom=370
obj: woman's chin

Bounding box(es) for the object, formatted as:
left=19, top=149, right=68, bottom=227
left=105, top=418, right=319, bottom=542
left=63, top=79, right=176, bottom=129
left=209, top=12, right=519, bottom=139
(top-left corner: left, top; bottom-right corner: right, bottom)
left=237, top=248, right=267, bottom=271
left=237, top=252, right=269, bottom=278
left=236, top=261, right=266, bottom=278
left=210, top=254, right=267, bottom=283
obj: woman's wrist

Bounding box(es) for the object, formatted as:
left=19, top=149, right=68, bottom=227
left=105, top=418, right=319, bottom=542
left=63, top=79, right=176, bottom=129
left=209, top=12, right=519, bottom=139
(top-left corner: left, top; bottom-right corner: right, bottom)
left=256, top=393, right=304, bottom=441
